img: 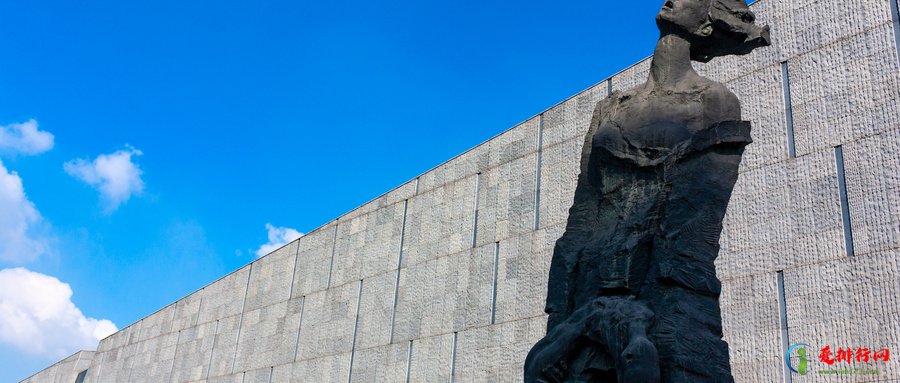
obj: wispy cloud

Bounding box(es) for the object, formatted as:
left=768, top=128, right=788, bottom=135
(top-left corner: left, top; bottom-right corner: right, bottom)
left=0, top=119, right=54, bottom=156
left=0, top=267, right=117, bottom=358
left=0, top=161, right=50, bottom=264
left=255, top=224, right=303, bottom=258
left=64, top=146, right=145, bottom=213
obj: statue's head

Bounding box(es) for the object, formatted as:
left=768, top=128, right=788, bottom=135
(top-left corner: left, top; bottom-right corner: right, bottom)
left=657, top=0, right=770, bottom=62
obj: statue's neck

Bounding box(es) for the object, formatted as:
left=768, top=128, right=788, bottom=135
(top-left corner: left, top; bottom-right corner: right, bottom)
left=648, top=33, right=696, bottom=88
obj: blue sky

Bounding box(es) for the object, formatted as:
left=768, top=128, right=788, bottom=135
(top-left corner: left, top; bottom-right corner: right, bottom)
left=0, top=1, right=672, bottom=380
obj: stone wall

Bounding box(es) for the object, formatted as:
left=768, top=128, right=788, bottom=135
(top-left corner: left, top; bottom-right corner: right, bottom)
left=22, top=0, right=900, bottom=381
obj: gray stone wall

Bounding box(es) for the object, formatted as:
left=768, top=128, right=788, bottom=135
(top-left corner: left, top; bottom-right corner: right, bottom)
left=20, top=351, right=94, bottom=383
left=22, top=0, right=900, bottom=381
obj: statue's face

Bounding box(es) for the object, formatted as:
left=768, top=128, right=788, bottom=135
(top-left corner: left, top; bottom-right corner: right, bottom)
left=657, top=0, right=712, bottom=34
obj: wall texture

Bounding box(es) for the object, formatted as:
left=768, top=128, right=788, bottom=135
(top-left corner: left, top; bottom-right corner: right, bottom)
left=22, top=0, right=900, bottom=381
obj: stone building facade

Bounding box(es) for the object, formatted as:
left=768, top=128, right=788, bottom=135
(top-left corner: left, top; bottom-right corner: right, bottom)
left=21, top=0, right=900, bottom=381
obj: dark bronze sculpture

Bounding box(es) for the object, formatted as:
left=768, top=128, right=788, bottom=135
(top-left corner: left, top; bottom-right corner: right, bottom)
left=526, top=1, right=770, bottom=382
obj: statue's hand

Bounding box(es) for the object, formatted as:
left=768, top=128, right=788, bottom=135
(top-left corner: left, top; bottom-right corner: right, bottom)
left=538, top=360, right=568, bottom=383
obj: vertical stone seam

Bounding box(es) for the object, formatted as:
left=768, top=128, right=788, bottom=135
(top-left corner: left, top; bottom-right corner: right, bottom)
left=533, top=114, right=544, bottom=231
left=327, top=222, right=339, bottom=289
left=490, top=241, right=500, bottom=325
left=267, top=366, right=274, bottom=383
left=288, top=239, right=301, bottom=299
left=194, top=289, right=205, bottom=327
left=891, top=0, right=900, bottom=68
left=472, top=173, right=482, bottom=248
left=405, top=340, right=413, bottom=383
left=389, top=199, right=409, bottom=343
left=167, top=330, right=182, bottom=383
left=125, top=319, right=144, bottom=383
left=449, top=332, right=458, bottom=383
left=292, top=296, right=306, bottom=362
left=205, top=319, right=220, bottom=380
left=230, top=263, right=254, bottom=374
left=834, top=146, right=855, bottom=257
left=781, top=61, right=797, bottom=158
left=777, top=271, right=792, bottom=383
left=347, top=280, right=363, bottom=383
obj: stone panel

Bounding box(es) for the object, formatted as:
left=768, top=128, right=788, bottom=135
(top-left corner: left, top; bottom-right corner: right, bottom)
left=330, top=201, right=405, bottom=287
left=270, top=354, right=351, bottom=383
left=407, top=333, right=454, bottom=382
left=719, top=274, right=783, bottom=383
left=474, top=153, right=537, bottom=248
left=487, top=116, right=540, bottom=169
left=127, top=331, right=179, bottom=383
left=173, top=290, right=204, bottom=332
left=718, top=149, right=847, bottom=279
left=353, top=271, right=396, bottom=350
left=392, top=246, right=494, bottom=342
left=540, top=85, right=603, bottom=150
left=170, top=320, right=218, bottom=383
left=537, top=137, right=582, bottom=230
left=494, top=224, right=563, bottom=324
left=245, top=241, right=296, bottom=312
left=727, top=64, right=792, bottom=172
left=417, top=140, right=489, bottom=194
left=137, top=304, right=176, bottom=342
left=843, top=128, right=900, bottom=256
left=782, top=249, right=900, bottom=380
left=454, top=316, right=546, bottom=383
left=610, top=60, right=651, bottom=94
left=206, top=314, right=243, bottom=379
left=198, top=266, right=252, bottom=326
left=341, top=179, right=416, bottom=222
left=233, top=297, right=303, bottom=373
left=790, top=24, right=900, bottom=156
left=401, top=176, right=477, bottom=268
left=291, top=224, right=336, bottom=299
left=295, top=282, right=360, bottom=361
left=347, top=342, right=407, bottom=383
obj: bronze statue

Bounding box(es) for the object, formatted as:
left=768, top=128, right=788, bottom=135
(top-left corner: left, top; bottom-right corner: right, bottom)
left=526, top=0, right=770, bottom=381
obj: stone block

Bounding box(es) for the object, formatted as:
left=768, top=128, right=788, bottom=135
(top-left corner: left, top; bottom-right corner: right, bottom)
left=291, top=223, right=337, bottom=298
left=270, top=354, right=351, bottom=383
left=353, top=271, right=396, bottom=350
left=493, top=225, right=563, bottom=324
left=170, top=320, right=218, bottom=383
left=487, top=116, right=540, bottom=169
left=407, top=333, right=454, bottom=382
left=172, top=290, right=204, bottom=332
left=790, top=24, right=900, bottom=156
left=245, top=241, right=297, bottom=312
left=295, top=282, right=360, bottom=361
left=401, top=175, right=477, bottom=268
left=198, top=266, right=252, bottom=326
left=454, top=316, right=546, bottom=383
left=843, top=128, right=900, bottom=256
left=540, top=85, right=604, bottom=150
left=537, top=137, right=582, bottom=230
left=330, top=200, right=406, bottom=287
left=126, top=331, right=179, bottom=383
left=233, top=298, right=303, bottom=373
left=474, top=153, right=537, bottom=248
left=347, top=342, right=407, bottom=383
left=392, top=246, right=494, bottom=342
left=206, top=314, right=243, bottom=379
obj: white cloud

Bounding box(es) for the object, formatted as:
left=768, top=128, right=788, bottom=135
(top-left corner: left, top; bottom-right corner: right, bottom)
left=255, top=224, right=303, bottom=258
left=64, top=146, right=145, bottom=212
left=0, top=119, right=54, bottom=156
left=0, top=160, right=50, bottom=264
left=0, top=268, right=117, bottom=358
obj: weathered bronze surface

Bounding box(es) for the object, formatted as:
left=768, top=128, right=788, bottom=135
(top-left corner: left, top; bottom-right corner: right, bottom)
left=526, top=1, right=770, bottom=381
